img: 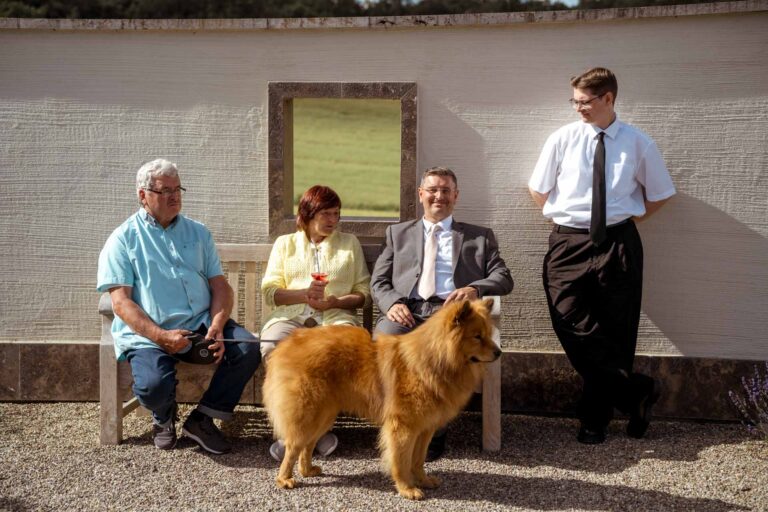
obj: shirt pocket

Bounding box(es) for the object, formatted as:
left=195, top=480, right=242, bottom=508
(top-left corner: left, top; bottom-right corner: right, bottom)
left=179, top=240, right=205, bottom=273
left=609, top=155, right=638, bottom=200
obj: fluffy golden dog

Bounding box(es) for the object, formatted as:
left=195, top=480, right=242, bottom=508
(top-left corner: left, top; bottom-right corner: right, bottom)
left=262, top=298, right=500, bottom=500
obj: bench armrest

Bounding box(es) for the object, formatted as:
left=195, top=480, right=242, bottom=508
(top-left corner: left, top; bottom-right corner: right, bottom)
left=487, top=295, right=501, bottom=320
left=99, top=292, right=114, bottom=318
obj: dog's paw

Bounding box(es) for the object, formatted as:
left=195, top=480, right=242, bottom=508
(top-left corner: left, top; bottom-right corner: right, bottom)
left=276, top=477, right=296, bottom=489
left=416, top=474, right=441, bottom=489
left=397, top=486, right=424, bottom=500
left=300, top=465, right=322, bottom=477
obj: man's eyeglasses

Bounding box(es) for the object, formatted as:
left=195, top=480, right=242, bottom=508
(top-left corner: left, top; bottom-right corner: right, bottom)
left=144, top=186, right=186, bottom=197
left=569, top=93, right=605, bottom=109
left=422, top=187, right=456, bottom=196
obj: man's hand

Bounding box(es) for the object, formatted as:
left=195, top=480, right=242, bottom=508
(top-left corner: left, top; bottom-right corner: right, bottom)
left=205, top=325, right=226, bottom=364
left=386, top=303, right=415, bottom=328
left=158, top=329, right=194, bottom=354
left=444, top=286, right=478, bottom=304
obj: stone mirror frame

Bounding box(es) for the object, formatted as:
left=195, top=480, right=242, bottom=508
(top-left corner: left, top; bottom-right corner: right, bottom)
left=268, top=82, right=417, bottom=242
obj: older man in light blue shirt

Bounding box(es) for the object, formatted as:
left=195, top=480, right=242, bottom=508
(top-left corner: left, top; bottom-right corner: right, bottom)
left=98, top=208, right=222, bottom=357
left=97, top=159, right=260, bottom=454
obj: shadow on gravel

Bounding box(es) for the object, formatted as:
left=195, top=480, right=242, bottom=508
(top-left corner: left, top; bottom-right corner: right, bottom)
left=117, top=407, right=748, bottom=478
left=429, top=470, right=747, bottom=511
left=259, top=468, right=744, bottom=511
left=446, top=412, right=748, bottom=474
left=0, top=498, right=30, bottom=512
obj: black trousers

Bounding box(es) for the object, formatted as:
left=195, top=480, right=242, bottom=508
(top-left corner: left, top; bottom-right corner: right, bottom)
left=543, top=220, right=651, bottom=430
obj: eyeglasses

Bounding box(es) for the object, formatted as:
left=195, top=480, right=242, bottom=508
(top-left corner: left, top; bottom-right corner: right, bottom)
left=422, top=187, right=456, bottom=196
left=144, top=186, right=186, bottom=197
left=569, top=93, right=605, bottom=109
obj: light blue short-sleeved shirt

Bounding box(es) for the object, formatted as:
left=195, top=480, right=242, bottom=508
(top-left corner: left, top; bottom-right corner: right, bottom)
left=97, top=210, right=223, bottom=359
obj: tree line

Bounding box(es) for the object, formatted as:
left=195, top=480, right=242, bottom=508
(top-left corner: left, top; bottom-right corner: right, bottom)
left=0, top=0, right=730, bottom=18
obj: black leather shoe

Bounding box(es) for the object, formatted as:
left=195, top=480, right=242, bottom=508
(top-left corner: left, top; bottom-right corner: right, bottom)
left=425, top=432, right=447, bottom=462
left=627, top=379, right=661, bottom=439
left=577, top=426, right=606, bottom=445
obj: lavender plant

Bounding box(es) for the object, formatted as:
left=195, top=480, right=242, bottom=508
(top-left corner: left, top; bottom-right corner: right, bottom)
left=729, top=362, right=768, bottom=439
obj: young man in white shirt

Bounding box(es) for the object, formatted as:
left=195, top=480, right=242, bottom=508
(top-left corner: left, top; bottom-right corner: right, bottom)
left=528, top=67, right=675, bottom=444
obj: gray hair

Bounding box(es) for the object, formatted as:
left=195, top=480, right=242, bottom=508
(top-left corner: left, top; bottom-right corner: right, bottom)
left=135, top=158, right=179, bottom=203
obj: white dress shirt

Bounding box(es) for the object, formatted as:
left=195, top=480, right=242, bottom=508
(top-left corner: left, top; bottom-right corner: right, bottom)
left=529, top=118, right=676, bottom=228
left=410, top=216, right=455, bottom=300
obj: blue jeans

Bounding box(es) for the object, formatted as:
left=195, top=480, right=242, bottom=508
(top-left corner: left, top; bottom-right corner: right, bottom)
left=125, top=319, right=261, bottom=426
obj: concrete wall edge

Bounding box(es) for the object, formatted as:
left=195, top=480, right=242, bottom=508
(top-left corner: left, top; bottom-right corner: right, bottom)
left=0, top=1, right=766, bottom=32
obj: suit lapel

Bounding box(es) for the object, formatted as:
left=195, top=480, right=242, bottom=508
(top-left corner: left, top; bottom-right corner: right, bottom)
left=451, top=220, right=463, bottom=274
left=411, top=219, right=425, bottom=264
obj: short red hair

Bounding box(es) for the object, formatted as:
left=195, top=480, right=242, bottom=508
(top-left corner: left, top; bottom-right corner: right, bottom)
left=296, top=185, right=342, bottom=233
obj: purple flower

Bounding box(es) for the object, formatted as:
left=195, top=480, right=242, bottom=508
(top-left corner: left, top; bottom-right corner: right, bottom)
left=730, top=362, right=768, bottom=439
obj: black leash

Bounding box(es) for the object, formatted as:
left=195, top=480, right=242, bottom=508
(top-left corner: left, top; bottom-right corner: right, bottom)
left=177, top=333, right=270, bottom=365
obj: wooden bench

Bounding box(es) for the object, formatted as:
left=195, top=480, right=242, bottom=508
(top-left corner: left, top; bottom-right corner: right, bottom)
left=99, top=243, right=502, bottom=451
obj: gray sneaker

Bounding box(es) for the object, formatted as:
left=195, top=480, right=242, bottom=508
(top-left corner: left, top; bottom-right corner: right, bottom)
left=268, top=433, right=337, bottom=462
left=182, top=414, right=232, bottom=455
left=152, top=422, right=177, bottom=450
left=315, top=432, right=338, bottom=457
left=269, top=439, right=285, bottom=461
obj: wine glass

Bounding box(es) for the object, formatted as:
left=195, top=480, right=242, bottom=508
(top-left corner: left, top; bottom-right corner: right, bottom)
left=311, top=242, right=328, bottom=284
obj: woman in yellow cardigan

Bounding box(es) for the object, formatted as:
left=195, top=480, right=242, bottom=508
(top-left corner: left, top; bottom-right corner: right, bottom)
left=260, top=185, right=371, bottom=461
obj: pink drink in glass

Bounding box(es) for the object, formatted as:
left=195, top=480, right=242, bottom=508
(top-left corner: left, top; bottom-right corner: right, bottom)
left=311, top=272, right=328, bottom=283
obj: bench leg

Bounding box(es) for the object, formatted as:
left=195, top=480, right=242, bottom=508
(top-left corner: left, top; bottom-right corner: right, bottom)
left=482, top=357, right=501, bottom=452
left=481, top=325, right=502, bottom=452
left=99, top=343, right=122, bottom=445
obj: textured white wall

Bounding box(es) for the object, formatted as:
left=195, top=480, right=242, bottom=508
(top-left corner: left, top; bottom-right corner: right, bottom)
left=0, top=8, right=766, bottom=359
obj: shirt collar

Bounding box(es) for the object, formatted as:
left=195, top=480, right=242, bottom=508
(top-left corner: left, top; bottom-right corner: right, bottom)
left=301, top=228, right=340, bottom=248
left=422, top=215, right=453, bottom=233
left=138, top=208, right=179, bottom=229
left=588, top=116, right=621, bottom=140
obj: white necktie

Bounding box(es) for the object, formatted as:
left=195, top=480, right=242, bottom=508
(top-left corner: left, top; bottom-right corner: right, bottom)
left=418, top=224, right=441, bottom=300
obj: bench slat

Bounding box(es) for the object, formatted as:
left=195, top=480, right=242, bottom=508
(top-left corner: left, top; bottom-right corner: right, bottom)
left=228, top=267, right=241, bottom=324
left=244, top=261, right=258, bottom=332
left=219, top=243, right=273, bottom=262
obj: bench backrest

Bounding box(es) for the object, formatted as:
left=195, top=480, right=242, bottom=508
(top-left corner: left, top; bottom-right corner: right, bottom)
left=218, top=243, right=382, bottom=334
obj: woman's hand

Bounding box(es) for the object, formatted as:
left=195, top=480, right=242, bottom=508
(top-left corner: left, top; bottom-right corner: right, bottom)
left=306, top=279, right=328, bottom=301
left=308, top=295, right=339, bottom=311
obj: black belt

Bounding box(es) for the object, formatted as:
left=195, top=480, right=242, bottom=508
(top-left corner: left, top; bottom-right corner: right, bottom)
left=406, top=296, right=445, bottom=305
left=554, top=218, right=631, bottom=234
left=404, top=296, right=445, bottom=318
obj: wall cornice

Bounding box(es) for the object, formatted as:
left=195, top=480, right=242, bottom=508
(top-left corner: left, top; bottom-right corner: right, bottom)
left=0, top=0, right=766, bottom=32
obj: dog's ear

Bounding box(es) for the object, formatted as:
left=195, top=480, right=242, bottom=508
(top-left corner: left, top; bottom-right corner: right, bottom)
left=453, top=300, right=473, bottom=326
left=482, top=297, right=494, bottom=312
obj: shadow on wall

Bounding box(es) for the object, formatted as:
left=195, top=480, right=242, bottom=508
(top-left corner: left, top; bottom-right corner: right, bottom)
left=424, top=97, right=490, bottom=223
left=640, top=192, right=767, bottom=360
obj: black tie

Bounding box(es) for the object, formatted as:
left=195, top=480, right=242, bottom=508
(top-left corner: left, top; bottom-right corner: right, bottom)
left=590, top=132, right=607, bottom=246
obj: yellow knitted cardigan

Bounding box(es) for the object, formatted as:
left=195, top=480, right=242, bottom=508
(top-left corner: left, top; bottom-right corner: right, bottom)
left=260, top=229, right=371, bottom=332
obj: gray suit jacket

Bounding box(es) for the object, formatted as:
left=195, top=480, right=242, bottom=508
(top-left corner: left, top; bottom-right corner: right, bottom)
left=371, top=219, right=514, bottom=314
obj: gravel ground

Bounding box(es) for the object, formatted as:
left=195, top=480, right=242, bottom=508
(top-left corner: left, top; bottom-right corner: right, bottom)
left=1, top=402, right=766, bottom=512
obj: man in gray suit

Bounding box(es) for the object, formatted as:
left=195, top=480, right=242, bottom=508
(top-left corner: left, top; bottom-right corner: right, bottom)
left=371, top=166, right=514, bottom=460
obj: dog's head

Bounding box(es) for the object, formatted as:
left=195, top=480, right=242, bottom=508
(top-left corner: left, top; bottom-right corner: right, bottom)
left=452, top=298, right=501, bottom=364
left=422, top=298, right=501, bottom=369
